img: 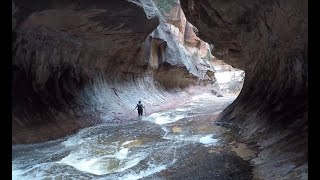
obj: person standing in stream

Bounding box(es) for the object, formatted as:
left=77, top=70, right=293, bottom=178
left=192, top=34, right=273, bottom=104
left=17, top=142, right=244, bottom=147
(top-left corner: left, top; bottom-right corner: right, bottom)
left=134, top=101, right=145, bottom=117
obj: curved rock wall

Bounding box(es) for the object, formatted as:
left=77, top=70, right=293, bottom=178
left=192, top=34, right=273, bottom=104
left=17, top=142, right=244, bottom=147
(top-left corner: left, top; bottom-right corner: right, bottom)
left=180, top=0, right=307, bottom=179
left=12, top=0, right=213, bottom=144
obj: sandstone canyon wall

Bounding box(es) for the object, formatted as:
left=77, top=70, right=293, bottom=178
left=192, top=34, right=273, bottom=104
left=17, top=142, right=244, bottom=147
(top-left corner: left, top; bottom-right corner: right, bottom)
left=180, top=0, right=308, bottom=179
left=154, top=0, right=244, bottom=94
left=12, top=0, right=225, bottom=144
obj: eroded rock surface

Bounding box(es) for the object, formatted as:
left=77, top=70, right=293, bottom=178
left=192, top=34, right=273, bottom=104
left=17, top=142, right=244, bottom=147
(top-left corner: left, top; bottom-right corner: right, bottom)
left=12, top=0, right=214, bottom=144
left=180, top=0, right=307, bottom=179
left=154, top=0, right=244, bottom=93
left=13, top=0, right=242, bottom=145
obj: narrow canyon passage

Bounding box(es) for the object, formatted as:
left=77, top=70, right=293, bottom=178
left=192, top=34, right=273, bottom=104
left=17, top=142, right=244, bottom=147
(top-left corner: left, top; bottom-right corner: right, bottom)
left=12, top=0, right=307, bottom=179
left=13, top=93, right=254, bottom=180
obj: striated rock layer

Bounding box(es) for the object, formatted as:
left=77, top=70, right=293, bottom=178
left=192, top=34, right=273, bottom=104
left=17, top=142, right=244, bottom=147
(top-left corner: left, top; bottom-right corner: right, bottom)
left=154, top=0, right=244, bottom=94
left=12, top=0, right=214, bottom=144
left=180, top=0, right=308, bottom=179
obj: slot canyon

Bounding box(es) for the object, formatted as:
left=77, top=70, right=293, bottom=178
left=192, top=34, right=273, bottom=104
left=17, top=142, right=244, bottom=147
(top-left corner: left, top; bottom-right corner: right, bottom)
left=12, top=0, right=307, bottom=179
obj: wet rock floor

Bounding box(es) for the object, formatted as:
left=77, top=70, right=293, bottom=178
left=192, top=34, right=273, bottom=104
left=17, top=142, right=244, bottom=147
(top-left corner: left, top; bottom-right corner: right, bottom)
left=12, top=93, right=256, bottom=180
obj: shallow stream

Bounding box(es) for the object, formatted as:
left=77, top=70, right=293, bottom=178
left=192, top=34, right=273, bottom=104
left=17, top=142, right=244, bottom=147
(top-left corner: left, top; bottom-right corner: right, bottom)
left=13, top=93, right=254, bottom=180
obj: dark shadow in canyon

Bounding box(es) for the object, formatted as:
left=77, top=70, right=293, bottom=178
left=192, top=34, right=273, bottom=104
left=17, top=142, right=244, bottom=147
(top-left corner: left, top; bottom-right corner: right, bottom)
left=180, top=0, right=307, bottom=179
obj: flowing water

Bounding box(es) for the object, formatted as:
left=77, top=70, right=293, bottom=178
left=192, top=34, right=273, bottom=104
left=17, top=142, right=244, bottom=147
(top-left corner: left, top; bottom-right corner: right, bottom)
left=12, top=93, right=254, bottom=180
